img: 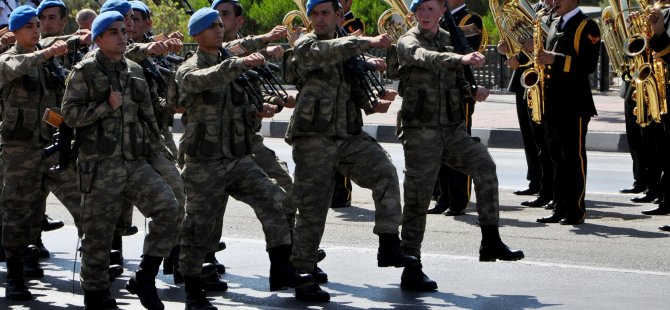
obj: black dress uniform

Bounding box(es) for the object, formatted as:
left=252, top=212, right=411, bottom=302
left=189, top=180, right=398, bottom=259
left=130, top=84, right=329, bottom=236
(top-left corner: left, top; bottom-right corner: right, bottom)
left=428, top=5, right=482, bottom=216
left=537, top=10, right=600, bottom=224
left=643, top=7, right=670, bottom=215
left=331, top=9, right=366, bottom=209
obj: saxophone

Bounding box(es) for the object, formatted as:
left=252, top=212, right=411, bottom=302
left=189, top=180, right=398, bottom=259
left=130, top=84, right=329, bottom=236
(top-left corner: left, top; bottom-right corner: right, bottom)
left=520, top=7, right=551, bottom=124
left=624, top=0, right=668, bottom=127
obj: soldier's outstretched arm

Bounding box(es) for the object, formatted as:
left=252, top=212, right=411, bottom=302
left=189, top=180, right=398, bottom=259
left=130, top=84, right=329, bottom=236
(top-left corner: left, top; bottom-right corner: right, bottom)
left=0, top=50, right=49, bottom=88
left=293, top=35, right=372, bottom=71
left=396, top=35, right=463, bottom=70
left=176, top=56, right=252, bottom=97
left=62, top=68, right=115, bottom=128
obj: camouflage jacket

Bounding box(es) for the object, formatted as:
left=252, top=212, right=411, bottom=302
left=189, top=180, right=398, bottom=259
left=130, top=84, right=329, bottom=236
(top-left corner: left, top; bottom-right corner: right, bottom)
left=396, top=26, right=470, bottom=129
left=176, top=48, right=257, bottom=162
left=62, top=50, right=162, bottom=162
left=40, top=34, right=87, bottom=69
left=285, top=32, right=373, bottom=142
left=0, top=45, right=59, bottom=147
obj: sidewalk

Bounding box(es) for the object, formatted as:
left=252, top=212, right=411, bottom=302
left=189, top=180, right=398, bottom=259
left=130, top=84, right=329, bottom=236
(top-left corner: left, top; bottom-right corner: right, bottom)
left=174, top=91, right=630, bottom=153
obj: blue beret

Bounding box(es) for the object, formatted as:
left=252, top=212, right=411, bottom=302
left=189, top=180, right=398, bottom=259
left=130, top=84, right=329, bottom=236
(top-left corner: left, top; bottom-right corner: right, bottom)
left=130, top=1, right=150, bottom=16
left=9, top=5, right=37, bottom=32
left=188, top=7, right=220, bottom=36
left=37, top=0, right=66, bottom=16
left=409, top=0, right=428, bottom=13
left=211, top=0, right=238, bottom=10
left=92, top=11, right=125, bottom=41
left=100, top=0, right=131, bottom=15
left=306, top=0, right=340, bottom=16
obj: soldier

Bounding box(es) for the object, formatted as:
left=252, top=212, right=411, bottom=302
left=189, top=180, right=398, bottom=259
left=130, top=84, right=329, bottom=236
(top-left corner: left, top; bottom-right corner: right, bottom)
left=286, top=0, right=419, bottom=302
left=176, top=8, right=315, bottom=309
left=428, top=0, right=490, bottom=216
left=535, top=0, right=600, bottom=225
left=396, top=0, right=524, bottom=291
left=644, top=3, right=670, bottom=217
left=0, top=5, right=69, bottom=300
left=61, top=11, right=181, bottom=309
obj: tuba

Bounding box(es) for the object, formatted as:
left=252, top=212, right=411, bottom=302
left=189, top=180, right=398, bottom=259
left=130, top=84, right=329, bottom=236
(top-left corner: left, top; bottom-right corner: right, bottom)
left=377, top=0, right=415, bottom=42
left=489, top=0, right=549, bottom=66
left=283, top=0, right=311, bottom=46
left=601, top=0, right=631, bottom=77
left=520, top=7, right=553, bottom=124
left=624, top=0, right=669, bottom=126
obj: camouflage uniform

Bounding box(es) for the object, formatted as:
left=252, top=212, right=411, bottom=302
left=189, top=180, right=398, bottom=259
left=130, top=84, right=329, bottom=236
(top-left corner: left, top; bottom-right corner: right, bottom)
left=176, top=48, right=291, bottom=277
left=0, top=45, right=80, bottom=257
left=61, top=50, right=180, bottom=291
left=286, top=33, right=402, bottom=273
left=395, top=26, right=499, bottom=258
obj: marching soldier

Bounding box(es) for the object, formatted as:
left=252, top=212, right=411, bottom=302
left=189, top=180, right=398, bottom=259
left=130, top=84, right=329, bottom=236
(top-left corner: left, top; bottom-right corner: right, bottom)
left=428, top=0, right=489, bottom=216
left=286, top=0, right=420, bottom=301
left=62, top=11, right=181, bottom=309
left=396, top=0, right=524, bottom=291
left=176, top=8, right=315, bottom=309
left=535, top=0, right=600, bottom=225
left=644, top=2, right=670, bottom=217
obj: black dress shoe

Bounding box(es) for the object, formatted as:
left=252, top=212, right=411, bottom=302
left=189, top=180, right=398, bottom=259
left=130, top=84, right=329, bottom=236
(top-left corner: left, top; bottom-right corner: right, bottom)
left=42, top=214, right=64, bottom=232
left=513, top=186, right=540, bottom=196
left=537, top=213, right=563, bottom=223
left=544, top=201, right=557, bottom=210
left=521, top=197, right=551, bottom=208
left=444, top=208, right=465, bottom=216
left=123, top=226, right=139, bottom=236
left=426, top=202, right=448, bottom=214
left=619, top=183, right=647, bottom=194
left=631, top=192, right=660, bottom=203
left=659, top=225, right=670, bottom=232
left=641, top=205, right=670, bottom=215
left=560, top=217, right=585, bottom=225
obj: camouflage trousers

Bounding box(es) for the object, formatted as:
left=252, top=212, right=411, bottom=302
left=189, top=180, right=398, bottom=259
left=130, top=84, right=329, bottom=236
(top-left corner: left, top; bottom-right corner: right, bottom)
left=288, top=133, right=402, bottom=273
left=79, top=158, right=179, bottom=291
left=400, top=127, right=499, bottom=258
left=114, top=151, right=186, bottom=238
left=1, top=145, right=81, bottom=257
left=179, top=156, right=291, bottom=276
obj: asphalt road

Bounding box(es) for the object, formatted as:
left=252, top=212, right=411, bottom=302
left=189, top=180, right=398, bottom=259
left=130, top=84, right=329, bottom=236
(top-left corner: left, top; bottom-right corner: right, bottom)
left=2, top=138, right=668, bottom=309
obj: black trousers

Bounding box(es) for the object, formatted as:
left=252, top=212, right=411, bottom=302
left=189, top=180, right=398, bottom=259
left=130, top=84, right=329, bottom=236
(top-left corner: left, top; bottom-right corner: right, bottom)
left=515, top=89, right=542, bottom=187
left=661, top=115, right=670, bottom=199
left=545, top=115, right=590, bottom=220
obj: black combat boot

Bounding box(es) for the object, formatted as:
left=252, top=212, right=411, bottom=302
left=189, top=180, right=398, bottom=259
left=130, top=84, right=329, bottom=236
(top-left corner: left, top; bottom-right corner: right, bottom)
left=23, top=246, right=44, bottom=278
left=125, top=255, right=165, bottom=310
left=201, top=263, right=228, bottom=291
left=110, top=235, right=124, bottom=266
left=0, top=245, right=5, bottom=262
left=311, top=265, right=328, bottom=283
left=479, top=225, right=525, bottom=262
left=163, top=245, right=179, bottom=275
left=41, top=214, right=64, bottom=232
left=295, top=282, right=330, bottom=302
left=83, top=289, right=118, bottom=309
left=400, top=263, right=438, bottom=291
left=6, top=257, right=32, bottom=300
left=204, top=252, right=225, bottom=274
left=185, top=275, right=216, bottom=310
left=267, top=244, right=314, bottom=291
left=377, top=234, right=420, bottom=268
left=35, top=235, right=50, bottom=259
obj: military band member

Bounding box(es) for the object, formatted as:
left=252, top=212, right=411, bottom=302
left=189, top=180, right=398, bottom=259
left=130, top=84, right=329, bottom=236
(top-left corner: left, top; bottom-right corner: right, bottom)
left=286, top=0, right=419, bottom=301
left=397, top=0, right=524, bottom=291
left=176, top=8, right=314, bottom=308
left=340, top=0, right=364, bottom=34
left=62, top=11, right=181, bottom=309
left=0, top=5, right=69, bottom=300
left=644, top=2, right=670, bottom=217
left=535, top=0, right=600, bottom=225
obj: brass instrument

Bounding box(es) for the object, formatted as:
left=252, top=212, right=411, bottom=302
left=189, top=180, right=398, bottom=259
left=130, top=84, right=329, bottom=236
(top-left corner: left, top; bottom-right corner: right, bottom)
left=624, top=0, right=668, bottom=126
left=601, top=0, right=631, bottom=77
left=520, top=7, right=552, bottom=124
left=283, top=0, right=311, bottom=46
left=478, top=22, right=489, bottom=53
left=377, top=0, right=415, bottom=42
left=489, top=0, right=550, bottom=66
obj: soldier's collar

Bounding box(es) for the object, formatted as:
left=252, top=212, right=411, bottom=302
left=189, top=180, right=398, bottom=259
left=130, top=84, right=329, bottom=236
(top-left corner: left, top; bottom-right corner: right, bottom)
left=94, top=50, right=128, bottom=71
left=16, top=44, right=37, bottom=54
left=417, top=26, right=438, bottom=40
left=196, top=47, right=219, bottom=65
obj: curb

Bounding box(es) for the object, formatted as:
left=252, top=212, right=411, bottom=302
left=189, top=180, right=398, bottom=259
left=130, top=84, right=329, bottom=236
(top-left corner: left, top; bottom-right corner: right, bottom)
left=172, top=118, right=629, bottom=153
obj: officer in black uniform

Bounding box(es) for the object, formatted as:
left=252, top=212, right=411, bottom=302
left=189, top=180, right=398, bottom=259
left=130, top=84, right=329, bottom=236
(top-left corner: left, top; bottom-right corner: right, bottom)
left=427, top=0, right=488, bottom=216
left=535, top=0, right=600, bottom=225
left=330, top=0, right=366, bottom=209
left=644, top=2, right=670, bottom=217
